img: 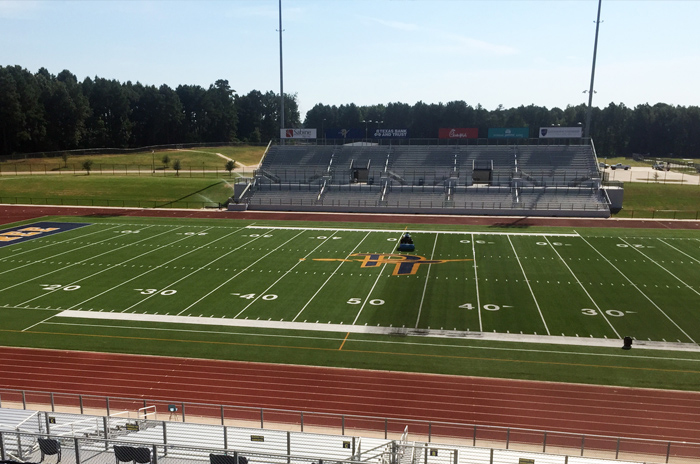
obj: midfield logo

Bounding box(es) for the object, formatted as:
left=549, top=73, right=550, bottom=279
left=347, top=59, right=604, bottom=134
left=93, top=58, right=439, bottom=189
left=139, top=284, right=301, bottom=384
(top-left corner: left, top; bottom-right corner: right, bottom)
left=313, top=253, right=472, bottom=276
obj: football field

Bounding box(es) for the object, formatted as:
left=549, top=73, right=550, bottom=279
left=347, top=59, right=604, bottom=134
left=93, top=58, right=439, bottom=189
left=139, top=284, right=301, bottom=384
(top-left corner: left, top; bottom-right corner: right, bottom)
left=2, top=217, right=700, bottom=345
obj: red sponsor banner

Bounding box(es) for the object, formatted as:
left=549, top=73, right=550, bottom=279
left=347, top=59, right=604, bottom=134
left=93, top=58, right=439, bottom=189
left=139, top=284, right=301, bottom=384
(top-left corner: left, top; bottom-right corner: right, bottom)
left=438, top=128, right=478, bottom=139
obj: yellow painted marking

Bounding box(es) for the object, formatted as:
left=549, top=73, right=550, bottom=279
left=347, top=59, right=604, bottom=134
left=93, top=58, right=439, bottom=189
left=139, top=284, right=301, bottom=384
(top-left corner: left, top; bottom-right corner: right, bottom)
left=339, top=332, right=350, bottom=350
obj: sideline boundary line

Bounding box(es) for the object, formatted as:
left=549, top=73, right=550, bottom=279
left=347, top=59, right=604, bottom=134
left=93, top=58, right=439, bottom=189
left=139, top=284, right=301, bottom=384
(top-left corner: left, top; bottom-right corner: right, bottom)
left=246, top=225, right=581, bottom=237
left=35, top=322, right=700, bottom=362
left=50, top=309, right=700, bottom=352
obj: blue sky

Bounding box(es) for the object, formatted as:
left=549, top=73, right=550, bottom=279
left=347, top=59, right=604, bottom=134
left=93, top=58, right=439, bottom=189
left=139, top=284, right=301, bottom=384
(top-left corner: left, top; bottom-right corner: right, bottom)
left=2, top=0, right=699, bottom=118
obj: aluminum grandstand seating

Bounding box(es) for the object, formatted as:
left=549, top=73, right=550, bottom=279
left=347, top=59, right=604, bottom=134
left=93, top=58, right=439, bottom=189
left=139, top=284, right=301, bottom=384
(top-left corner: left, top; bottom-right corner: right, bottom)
left=236, top=141, right=609, bottom=217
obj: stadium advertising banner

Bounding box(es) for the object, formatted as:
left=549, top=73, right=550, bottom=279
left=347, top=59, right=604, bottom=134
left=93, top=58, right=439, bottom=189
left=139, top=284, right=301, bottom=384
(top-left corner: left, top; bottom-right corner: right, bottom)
left=438, top=128, right=478, bottom=139
left=539, top=127, right=583, bottom=138
left=325, top=128, right=364, bottom=139
left=280, top=128, right=317, bottom=139
left=373, top=128, right=408, bottom=138
left=488, top=127, right=529, bottom=139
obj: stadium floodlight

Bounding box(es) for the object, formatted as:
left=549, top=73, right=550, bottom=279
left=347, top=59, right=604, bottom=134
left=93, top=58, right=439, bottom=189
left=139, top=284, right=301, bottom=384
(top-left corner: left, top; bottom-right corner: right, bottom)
left=584, top=0, right=603, bottom=139
left=362, top=120, right=373, bottom=143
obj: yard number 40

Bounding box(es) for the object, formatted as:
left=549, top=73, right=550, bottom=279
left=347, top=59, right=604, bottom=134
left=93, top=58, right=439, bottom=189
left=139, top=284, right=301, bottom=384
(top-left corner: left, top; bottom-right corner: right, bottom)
left=459, top=303, right=505, bottom=311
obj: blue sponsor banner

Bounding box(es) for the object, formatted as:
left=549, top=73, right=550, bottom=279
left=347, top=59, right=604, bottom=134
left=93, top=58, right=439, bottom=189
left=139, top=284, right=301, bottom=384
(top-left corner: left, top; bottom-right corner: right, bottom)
left=0, top=222, right=91, bottom=247
left=373, top=128, right=408, bottom=138
left=488, top=127, right=529, bottom=138
left=325, top=128, right=364, bottom=139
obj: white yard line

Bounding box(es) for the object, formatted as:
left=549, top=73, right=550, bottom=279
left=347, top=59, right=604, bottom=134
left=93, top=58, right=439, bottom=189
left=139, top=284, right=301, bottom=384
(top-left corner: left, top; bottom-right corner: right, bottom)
left=471, top=233, right=483, bottom=332
left=247, top=225, right=580, bottom=237
left=292, top=231, right=372, bottom=322
left=16, top=226, right=184, bottom=307
left=578, top=234, right=696, bottom=344
left=22, top=313, right=59, bottom=332
left=176, top=230, right=305, bottom=316
left=544, top=236, right=620, bottom=339
left=658, top=238, right=700, bottom=265
left=52, top=310, right=700, bottom=352
left=507, top=235, right=550, bottom=335
left=3, top=225, right=163, bottom=298
left=60, top=227, right=230, bottom=311
left=233, top=231, right=339, bottom=319
left=0, top=224, right=125, bottom=276
left=351, top=230, right=406, bottom=326
left=122, top=228, right=257, bottom=313
left=414, top=233, right=439, bottom=328
left=0, top=224, right=117, bottom=261
left=621, top=237, right=700, bottom=298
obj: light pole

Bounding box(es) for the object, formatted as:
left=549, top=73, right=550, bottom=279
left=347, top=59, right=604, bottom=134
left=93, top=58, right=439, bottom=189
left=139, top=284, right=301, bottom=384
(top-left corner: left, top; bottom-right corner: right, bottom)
left=278, top=0, right=285, bottom=144
left=584, top=0, right=603, bottom=139
left=322, top=118, right=326, bottom=145
left=362, top=119, right=372, bottom=144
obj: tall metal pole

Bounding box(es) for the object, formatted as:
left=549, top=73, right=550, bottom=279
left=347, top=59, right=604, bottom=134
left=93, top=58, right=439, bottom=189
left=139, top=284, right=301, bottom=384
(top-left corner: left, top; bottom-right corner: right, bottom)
left=279, top=0, right=285, bottom=143
left=584, top=0, right=602, bottom=139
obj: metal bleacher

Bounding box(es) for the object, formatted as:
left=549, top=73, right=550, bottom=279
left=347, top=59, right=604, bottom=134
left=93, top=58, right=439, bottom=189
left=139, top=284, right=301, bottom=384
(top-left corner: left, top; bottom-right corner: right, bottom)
left=237, top=141, right=609, bottom=217
left=0, top=407, right=651, bottom=464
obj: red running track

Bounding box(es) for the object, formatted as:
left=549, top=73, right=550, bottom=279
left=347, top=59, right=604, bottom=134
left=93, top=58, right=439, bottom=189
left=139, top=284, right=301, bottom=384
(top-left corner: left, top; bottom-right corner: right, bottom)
left=2, top=204, right=700, bottom=230
left=1, top=346, right=700, bottom=445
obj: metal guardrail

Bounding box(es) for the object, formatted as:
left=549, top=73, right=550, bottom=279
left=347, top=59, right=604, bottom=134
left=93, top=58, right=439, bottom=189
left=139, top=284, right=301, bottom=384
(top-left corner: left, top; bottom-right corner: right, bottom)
left=0, top=163, right=252, bottom=178
left=616, top=210, right=700, bottom=219
left=0, top=141, right=264, bottom=161
left=0, top=197, right=222, bottom=209
left=0, top=429, right=391, bottom=464
left=1, top=388, right=698, bottom=463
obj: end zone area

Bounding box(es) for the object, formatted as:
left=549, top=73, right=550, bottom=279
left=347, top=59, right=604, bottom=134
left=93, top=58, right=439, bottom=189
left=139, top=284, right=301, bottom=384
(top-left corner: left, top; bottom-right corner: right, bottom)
left=1, top=214, right=700, bottom=390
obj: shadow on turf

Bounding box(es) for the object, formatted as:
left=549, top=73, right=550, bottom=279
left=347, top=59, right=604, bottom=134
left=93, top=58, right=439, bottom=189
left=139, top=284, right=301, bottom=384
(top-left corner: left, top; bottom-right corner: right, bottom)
left=489, top=217, right=531, bottom=228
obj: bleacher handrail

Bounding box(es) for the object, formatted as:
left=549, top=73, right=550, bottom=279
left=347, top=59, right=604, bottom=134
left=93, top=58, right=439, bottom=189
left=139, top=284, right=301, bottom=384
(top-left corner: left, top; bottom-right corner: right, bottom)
left=14, top=410, right=39, bottom=431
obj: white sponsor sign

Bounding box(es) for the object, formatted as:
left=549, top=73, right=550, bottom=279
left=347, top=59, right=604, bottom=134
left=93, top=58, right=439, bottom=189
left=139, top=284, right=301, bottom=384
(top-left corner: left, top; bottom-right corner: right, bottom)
left=539, top=127, right=583, bottom=138
left=281, top=128, right=317, bottom=139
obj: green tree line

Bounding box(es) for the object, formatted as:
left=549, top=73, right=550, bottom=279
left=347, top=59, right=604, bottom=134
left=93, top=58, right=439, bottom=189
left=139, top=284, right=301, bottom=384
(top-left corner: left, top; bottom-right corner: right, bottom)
left=0, top=65, right=300, bottom=156
left=2, top=65, right=699, bottom=158
left=304, top=101, right=700, bottom=158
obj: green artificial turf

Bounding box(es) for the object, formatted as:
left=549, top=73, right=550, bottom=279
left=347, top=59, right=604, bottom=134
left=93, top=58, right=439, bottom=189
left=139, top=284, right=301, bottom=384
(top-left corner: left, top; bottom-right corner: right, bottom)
left=2, top=216, right=700, bottom=391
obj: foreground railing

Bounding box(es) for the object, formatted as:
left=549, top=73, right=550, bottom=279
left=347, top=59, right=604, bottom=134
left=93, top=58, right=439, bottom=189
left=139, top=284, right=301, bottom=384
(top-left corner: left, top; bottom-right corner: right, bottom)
left=1, top=388, right=698, bottom=463
left=0, top=428, right=396, bottom=464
